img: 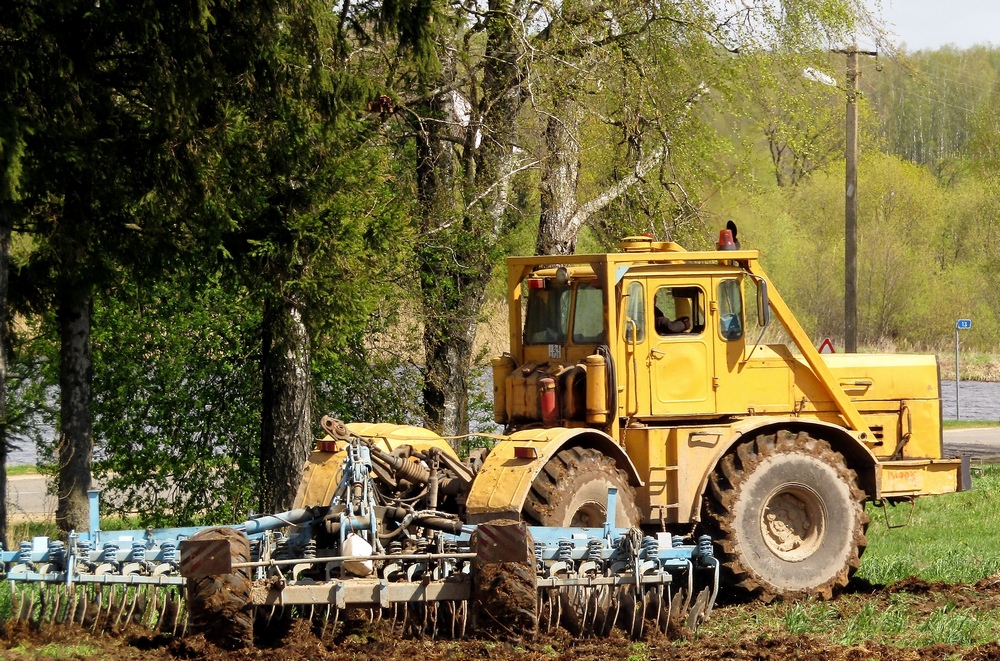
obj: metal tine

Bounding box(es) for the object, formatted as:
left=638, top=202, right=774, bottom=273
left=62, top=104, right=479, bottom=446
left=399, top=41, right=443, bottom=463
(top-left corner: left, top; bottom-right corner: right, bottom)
left=58, top=585, right=73, bottom=625
left=627, top=587, right=641, bottom=639
left=580, top=587, right=593, bottom=637
left=107, top=585, right=119, bottom=630
left=400, top=602, right=410, bottom=635
left=12, top=582, right=22, bottom=622
left=390, top=602, right=400, bottom=632
left=110, top=586, right=127, bottom=630
left=124, top=586, right=141, bottom=628
left=36, top=584, right=48, bottom=623
left=53, top=586, right=65, bottom=624
left=73, top=585, right=86, bottom=625
left=18, top=588, right=35, bottom=622
left=547, top=589, right=556, bottom=633
left=97, top=585, right=114, bottom=632
left=163, top=590, right=179, bottom=635
left=94, top=586, right=112, bottom=632
left=583, top=587, right=597, bottom=637
left=459, top=599, right=467, bottom=639
left=155, top=589, right=169, bottom=633
left=265, top=604, right=276, bottom=629
left=319, top=604, right=332, bottom=641
left=156, top=588, right=174, bottom=633
left=331, top=605, right=340, bottom=637
left=90, top=585, right=105, bottom=633
left=643, top=587, right=659, bottom=639
left=602, top=584, right=616, bottom=636
left=584, top=587, right=600, bottom=637
left=607, top=584, right=623, bottom=638
left=34, top=585, right=45, bottom=625
left=657, top=585, right=670, bottom=634
left=145, top=586, right=160, bottom=630
left=635, top=587, right=647, bottom=639
left=8, top=581, right=16, bottom=621
left=53, top=584, right=64, bottom=623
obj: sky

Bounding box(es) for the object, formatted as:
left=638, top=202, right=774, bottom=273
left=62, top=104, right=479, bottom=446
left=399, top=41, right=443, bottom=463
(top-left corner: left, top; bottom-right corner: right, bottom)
left=876, top=0, right=1000, bottom=51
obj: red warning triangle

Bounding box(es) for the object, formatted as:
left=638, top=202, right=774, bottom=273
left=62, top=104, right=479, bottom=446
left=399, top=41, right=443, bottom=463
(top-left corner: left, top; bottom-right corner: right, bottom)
left=818, top=337, right=835, bottom=354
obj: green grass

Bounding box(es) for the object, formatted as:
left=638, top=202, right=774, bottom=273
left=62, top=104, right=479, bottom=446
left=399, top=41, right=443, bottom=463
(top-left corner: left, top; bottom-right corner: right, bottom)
left=857, top=464, right=1000, bottom=585
left=10, top=642, right=102, bottom=659
left=943, top=419, right=1000, bottom=429
left=5, top=464, right=41, bottom=476
left=696, top=465, right=1000, bottom=651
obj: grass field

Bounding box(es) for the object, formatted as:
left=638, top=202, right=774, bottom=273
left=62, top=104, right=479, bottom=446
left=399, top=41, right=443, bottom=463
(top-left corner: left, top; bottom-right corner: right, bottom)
left=3, top=467, right=1000, bottom=658
left=693, top=464, right=1000, bottom=652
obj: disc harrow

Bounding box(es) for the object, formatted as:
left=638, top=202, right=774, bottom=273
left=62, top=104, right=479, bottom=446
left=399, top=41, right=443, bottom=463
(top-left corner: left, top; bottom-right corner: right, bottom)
left=3, top=434, right=718, bottom=644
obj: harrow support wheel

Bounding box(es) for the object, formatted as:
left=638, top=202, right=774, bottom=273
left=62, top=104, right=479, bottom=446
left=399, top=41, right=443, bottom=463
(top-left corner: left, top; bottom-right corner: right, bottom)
left=185, top=527, right=254, bottom=649
left=524, top=447, right=640, bottom=528
left=704, top=430, right=868, bottom=601
left=470, top=520, right=538, bottom=642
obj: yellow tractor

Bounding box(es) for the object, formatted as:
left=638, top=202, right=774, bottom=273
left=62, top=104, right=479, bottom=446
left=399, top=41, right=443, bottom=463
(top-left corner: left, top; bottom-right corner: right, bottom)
left=299, top=230, right=969, bottom=602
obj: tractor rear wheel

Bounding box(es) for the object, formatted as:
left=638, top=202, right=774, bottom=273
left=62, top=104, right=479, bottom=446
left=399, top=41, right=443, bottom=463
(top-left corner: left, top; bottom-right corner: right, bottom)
left=704, top=430, right=868, bottom=601
left=185, top=527, right=254, bottom=649
left=524, top=447, right=640, bottom=528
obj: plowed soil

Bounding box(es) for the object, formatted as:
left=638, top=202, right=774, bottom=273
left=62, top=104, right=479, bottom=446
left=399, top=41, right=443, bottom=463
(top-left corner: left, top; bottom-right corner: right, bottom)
left=6, top=578, right=1000, bottom=660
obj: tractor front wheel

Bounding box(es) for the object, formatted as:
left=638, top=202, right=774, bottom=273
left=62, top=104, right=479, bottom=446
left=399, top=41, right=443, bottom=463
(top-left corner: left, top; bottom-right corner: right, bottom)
left=704, top=430, right=868, bottom=601
left=524, top=447, right=640, bottom=528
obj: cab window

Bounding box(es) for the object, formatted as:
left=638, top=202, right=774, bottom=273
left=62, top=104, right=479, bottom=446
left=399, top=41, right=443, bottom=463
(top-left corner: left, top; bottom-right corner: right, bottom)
left=572, top=283, right=605, bottom=344
left=718, top=279, right=744, bottom=341
left=654, top=286, right=705, bottom=336
left=624, top=281, right=645, bottom=343
left=524, top=282, right=571, bottom=345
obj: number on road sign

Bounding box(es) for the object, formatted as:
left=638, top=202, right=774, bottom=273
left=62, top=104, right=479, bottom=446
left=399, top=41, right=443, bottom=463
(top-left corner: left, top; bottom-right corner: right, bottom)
left=956, top=319, right=972, bottom=330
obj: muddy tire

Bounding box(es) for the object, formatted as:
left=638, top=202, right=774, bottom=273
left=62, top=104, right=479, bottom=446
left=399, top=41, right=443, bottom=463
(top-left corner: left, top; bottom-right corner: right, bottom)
left=704, top=430, right=868, bottom=601
left=185, top=527, right=254, bottom=649
left=524, top=447, right=640, bottom=528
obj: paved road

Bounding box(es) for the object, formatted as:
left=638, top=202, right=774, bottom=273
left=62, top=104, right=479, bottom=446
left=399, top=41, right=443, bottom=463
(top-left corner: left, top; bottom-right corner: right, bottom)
left=943, top=426, right=1000, bottom=461
left=6, top=473, right=57, bottom=522
left=3, top=428, right=997, bottom=522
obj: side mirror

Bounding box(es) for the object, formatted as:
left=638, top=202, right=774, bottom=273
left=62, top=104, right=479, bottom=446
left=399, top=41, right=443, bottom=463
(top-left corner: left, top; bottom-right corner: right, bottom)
left=756, top=278, right=770, bottom=327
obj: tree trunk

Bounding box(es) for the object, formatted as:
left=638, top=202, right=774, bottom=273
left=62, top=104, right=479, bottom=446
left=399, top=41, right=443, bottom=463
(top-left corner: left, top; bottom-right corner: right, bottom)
left=0, top=210, right=9, bottom=546
left=537, top=98, right=583, bottom=256
left=56, top=282, right=93, bottom=533
left=260, top=294, right=312, bottom=513
left=414, top=0, right=527, bottom=441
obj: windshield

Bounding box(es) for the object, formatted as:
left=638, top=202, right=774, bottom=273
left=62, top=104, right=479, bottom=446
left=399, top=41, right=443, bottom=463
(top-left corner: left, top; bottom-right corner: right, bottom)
left=524, top=282, right=571, bottom=345
left=573, top=283, right=605, bottom=344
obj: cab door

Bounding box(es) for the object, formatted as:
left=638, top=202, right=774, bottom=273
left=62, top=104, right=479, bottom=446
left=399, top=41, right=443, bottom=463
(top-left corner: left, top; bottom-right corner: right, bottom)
left=619, top=278, right=652, bottom=417
left=647, top=283, right=715, bottom=417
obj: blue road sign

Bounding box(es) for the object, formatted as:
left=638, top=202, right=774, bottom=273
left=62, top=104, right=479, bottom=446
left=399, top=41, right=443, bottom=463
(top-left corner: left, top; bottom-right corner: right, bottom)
left=957, top=319, right=972, bottom=330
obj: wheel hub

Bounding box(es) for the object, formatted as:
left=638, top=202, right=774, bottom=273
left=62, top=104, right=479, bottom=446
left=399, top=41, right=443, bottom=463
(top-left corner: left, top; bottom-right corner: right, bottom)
left=571, top=502, right=606, bottom=527
left=760, top=485, right=825, bottom=562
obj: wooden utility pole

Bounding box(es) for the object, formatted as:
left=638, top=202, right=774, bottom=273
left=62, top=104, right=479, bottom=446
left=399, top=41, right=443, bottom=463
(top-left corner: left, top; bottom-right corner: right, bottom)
left=833, top=45, right=876, bottom=353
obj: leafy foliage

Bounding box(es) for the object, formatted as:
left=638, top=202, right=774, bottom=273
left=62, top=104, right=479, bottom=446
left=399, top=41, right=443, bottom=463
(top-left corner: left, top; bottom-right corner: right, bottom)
left=91, top=272, right=261, bottom=526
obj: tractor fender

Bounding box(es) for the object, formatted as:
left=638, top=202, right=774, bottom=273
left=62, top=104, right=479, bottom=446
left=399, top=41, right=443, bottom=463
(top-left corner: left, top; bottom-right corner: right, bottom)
left=690, top=417, right=880, bottom=521
left=465, top=427, right=643, bottom=524
left=293, top=423, right=459, bottom=510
